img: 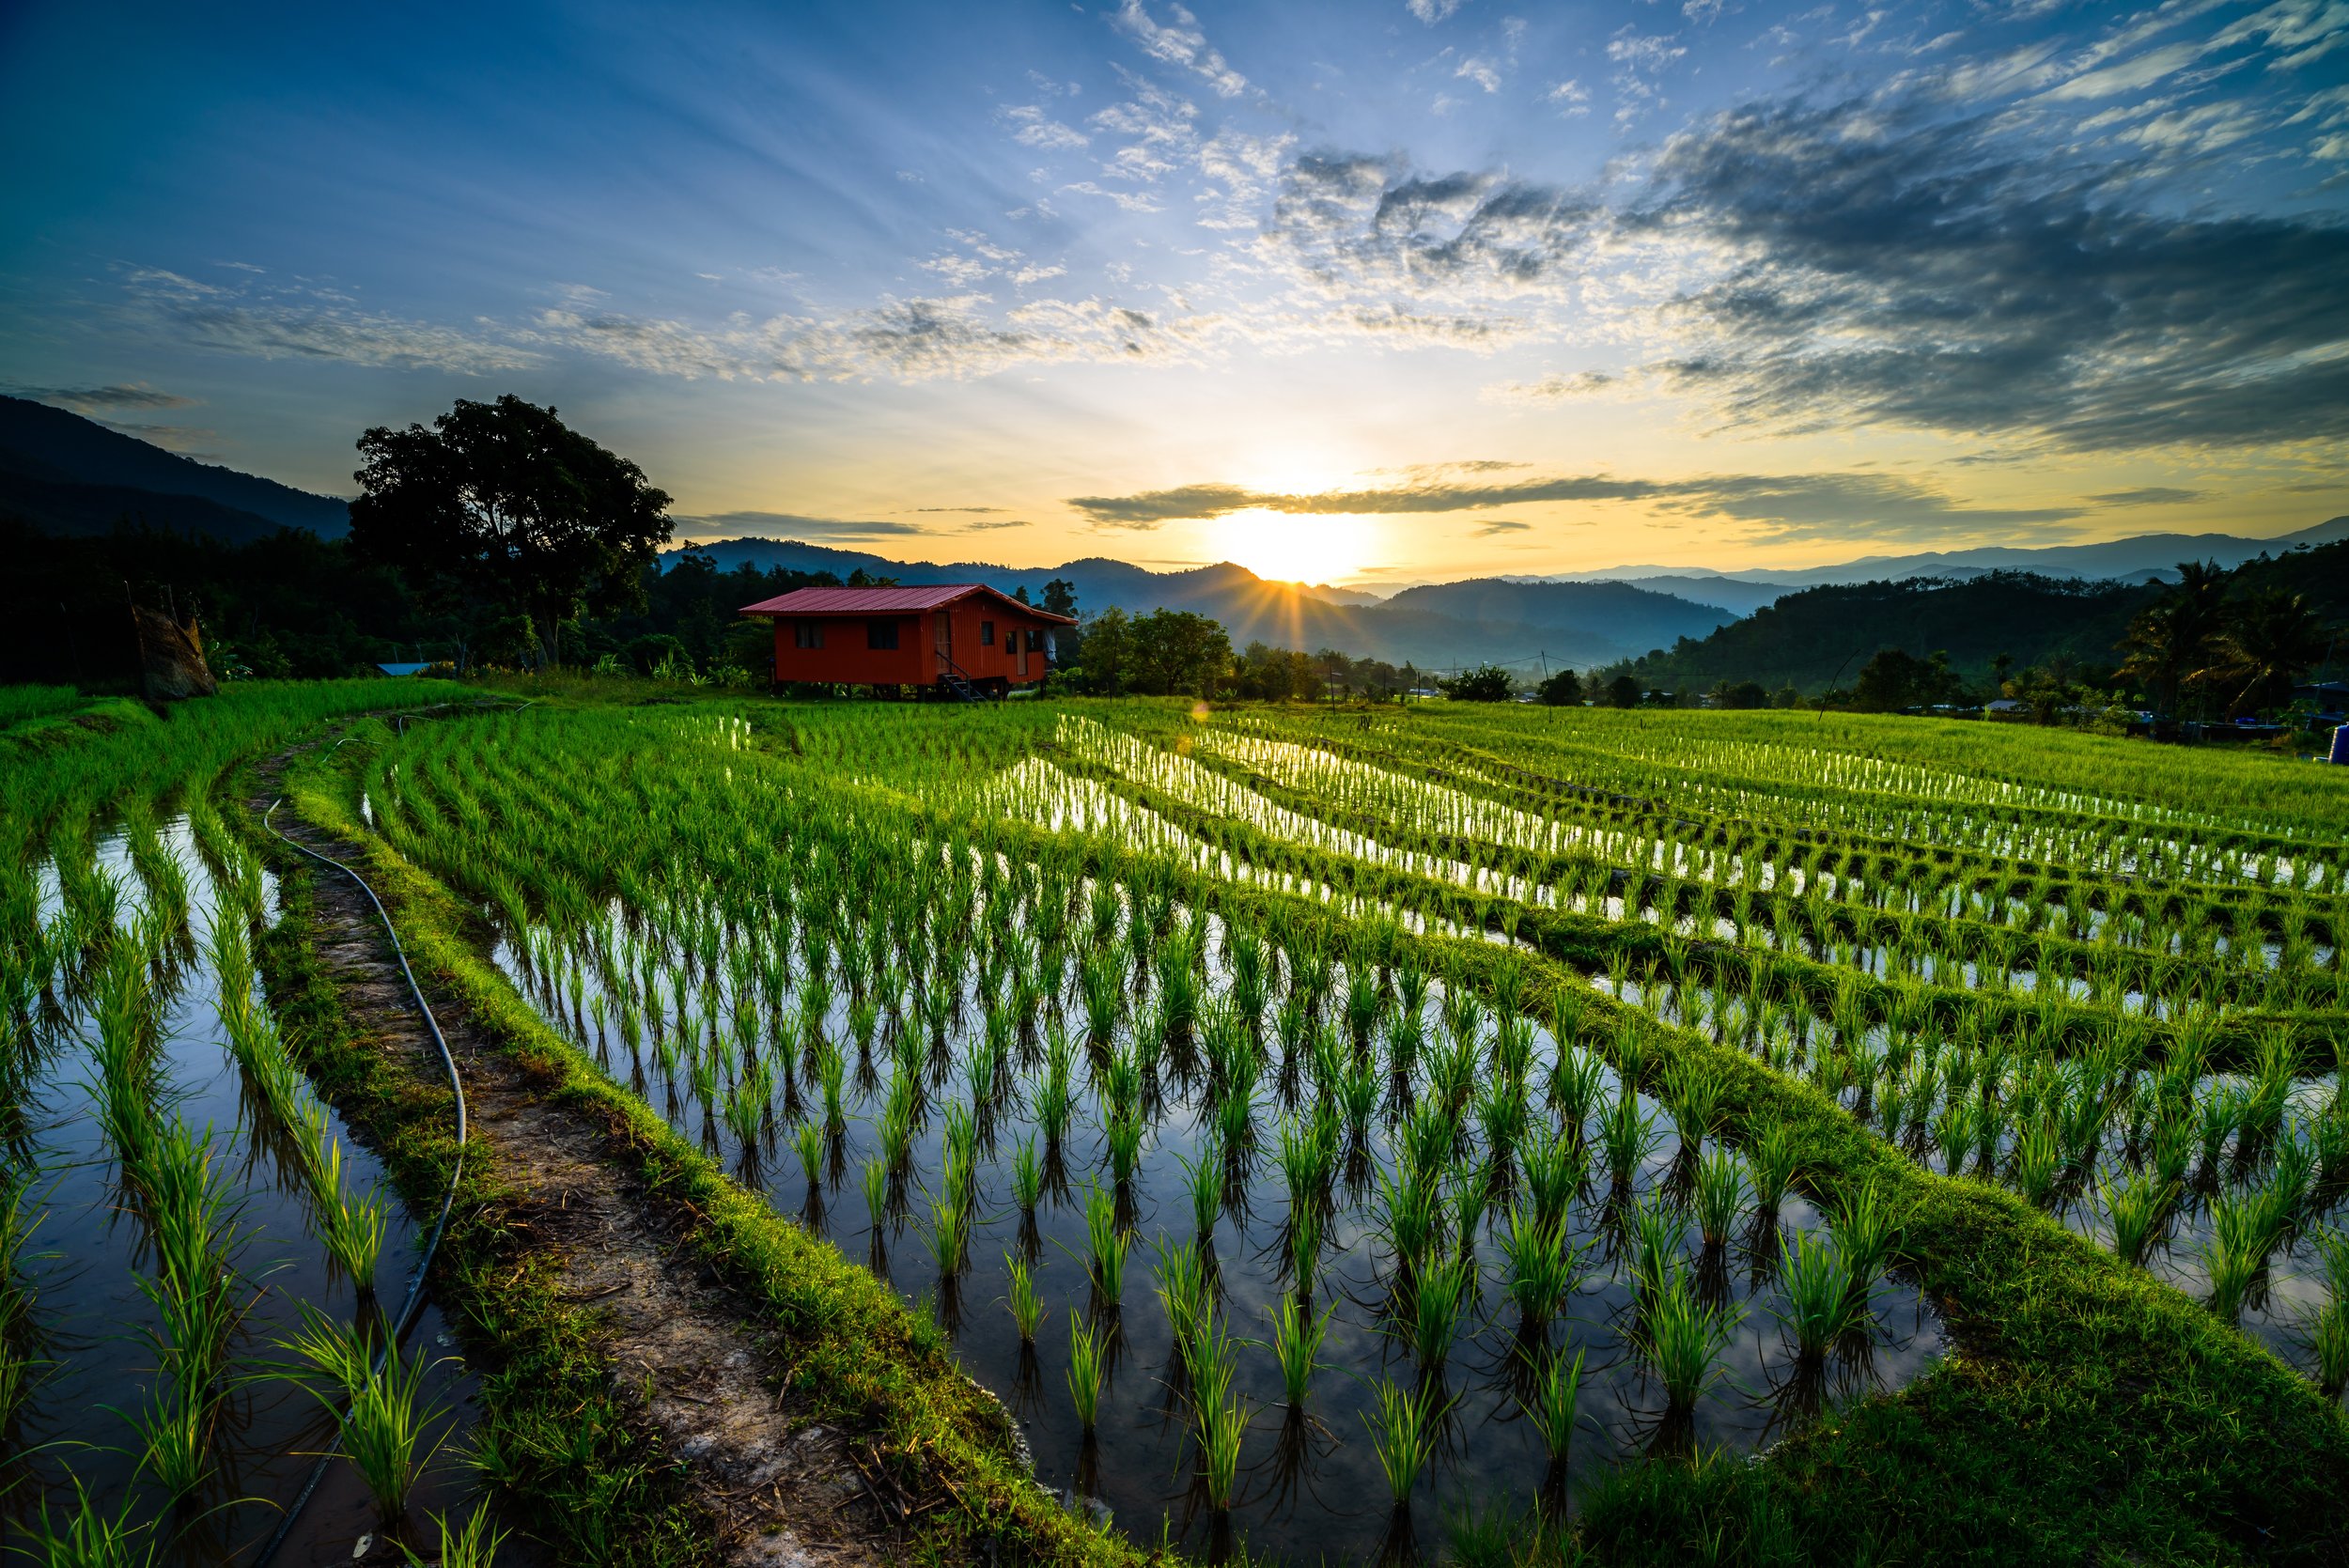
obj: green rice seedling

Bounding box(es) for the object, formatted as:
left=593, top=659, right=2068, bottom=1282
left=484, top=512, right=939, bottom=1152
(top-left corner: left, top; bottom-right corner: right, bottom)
left=817, top=1046, right=847, bottom=1130
left=1402, top=1101, right=1459, bottom=1182
left=398, top=1501, right=510, bottom=1568
left=1776, top=1230, right=1857, bottom=1360
left=2100, top=1169, right=2173, bottom=1268
left=2314, top=1299, right=2349, bottom=1400
left=1645, top=1269, right=1743, bottom=1409
left=1692, top=1147, right=1746, bottom=1249
left=1520, top=1127, right=1581, bottom=1232
left=1081, top=950, right=1124, bottom=1042
left=1340, top=1057, right=1380, bottom=1137
left=1613, top=1022, right=1649, bottom=1095
left=1476, top=1081, right=1529, bottom=1169
left=1408, top=1252, right=1472, bottom=1375
left=1828, top=1175, right=1903, bottom=1309
left=1276, top=1115, right=1332, bottom=1218
left=1933, top=1096, right=1975, bottom=1176
left=1452, top=1162, right=1491, bottom=1256
left=1598, top=1091, right=1661, bottom=1185
left=723, top=1065, right=766, bottom=1149
left=1363, top=1377, right=1451, bottom=1513
left=1749, top=1121, right=1797, bottom=1216
left=1377, top=1167, right=1441, bottom=1267
left=1012, top=1135, right=1043, bottom=1218
left=318, top=1144, right=391, bottom=1296
left=1344, top=967, right=1381, bottom=1046
left=861, top=1157, right=888, bottom=1233
left=342, top=1334, right=445, bottom=1527
left=1289, top=1207, right=1322, bottom=1299
left=1196, top=1391, right=1248, bottom=1514
left=1155, top=1238, right=1211, bottom=1356
left=2202, top=1219, right=2263, bottom=1325
left=2201, top=1188, right=2283, bottom=1324
left=925, top=1198, right=968, bottom=1277
left=288, top=1308, right=443, bottom=1524
left=1105, top=1110, right=1144, bottom=1187
left=1517, top=1345, right=1583, bottom=1470
left=1179, top=1146, right=1220, bottom=1238
left=1216, top=1078, right=1255, bottom=1153
left=1037, top=1035, right=1077, bottom=1146
left=1083, top=1184, right=1128, bottom=1304
left=19, top=1478, right=157, bottom=1568
left=1662, top=1057, right=1723, bottom=1153
left=1066, top=1312, right=1105, bottom=1431
left=1270, top=1293, right=1330, bottom=1406
left=1006, top=1254, right=1043, bottom=1343
left=794, top=1121, right=825, bottom=1196
left=1499, top=1207, right=1579, bottom=1329
left=1629, top=1195, right=1686, bottom=1304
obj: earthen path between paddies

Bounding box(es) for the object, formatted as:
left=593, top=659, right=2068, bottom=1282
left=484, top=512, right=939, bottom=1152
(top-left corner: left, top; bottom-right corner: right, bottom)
left=248, top=737, right=894, bottom=1568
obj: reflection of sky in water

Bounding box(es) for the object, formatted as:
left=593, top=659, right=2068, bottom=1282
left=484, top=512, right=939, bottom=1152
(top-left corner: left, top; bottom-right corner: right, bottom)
left=497, top=901, right=1947, bottom=1565
left=16, top=820, right=488, bottom=1564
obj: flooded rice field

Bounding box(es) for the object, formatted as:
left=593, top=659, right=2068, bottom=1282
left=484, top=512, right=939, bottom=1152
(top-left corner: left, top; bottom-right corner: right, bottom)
left=493, top=895, right=1946, bottom=1564
left=2, top=816, right=484, bottom=1563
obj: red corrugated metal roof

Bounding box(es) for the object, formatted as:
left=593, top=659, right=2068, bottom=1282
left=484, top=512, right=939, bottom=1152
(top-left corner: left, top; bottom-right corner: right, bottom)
left=737, top=583, right=1075, bottom=622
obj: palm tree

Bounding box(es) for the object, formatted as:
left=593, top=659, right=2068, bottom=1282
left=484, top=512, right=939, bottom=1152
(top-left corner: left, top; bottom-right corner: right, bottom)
left=2205, top=589, right=2329, bottom=718
left=2116, top=559, right=2229, bottom=718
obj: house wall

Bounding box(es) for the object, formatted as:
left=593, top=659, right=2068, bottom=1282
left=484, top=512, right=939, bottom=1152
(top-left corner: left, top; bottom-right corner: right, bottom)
left=768, top=615, right=926, bottom=685
left=762, top=600, right=1066, bottom=687
left=936, top=601, right=1058, bottom=685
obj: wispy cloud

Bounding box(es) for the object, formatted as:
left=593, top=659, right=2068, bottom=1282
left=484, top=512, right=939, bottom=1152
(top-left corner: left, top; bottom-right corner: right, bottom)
left=2088, top=487, right=2210, bottom=505
left=1001, top=104, right=1090, bottom=152
left=1112, top=0, right=1248, bottom=99
left=121, top=268, right=539, bottom=373
left=1066, top=469, right=2084, bottom=541
left=12, top=382, right=197, bottom=412
left=673, top=511, right=934, bottom=540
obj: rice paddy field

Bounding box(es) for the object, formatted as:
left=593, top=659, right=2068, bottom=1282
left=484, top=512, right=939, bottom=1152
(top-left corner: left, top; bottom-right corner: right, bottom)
left=4, top=681, right=2346, bottom=1566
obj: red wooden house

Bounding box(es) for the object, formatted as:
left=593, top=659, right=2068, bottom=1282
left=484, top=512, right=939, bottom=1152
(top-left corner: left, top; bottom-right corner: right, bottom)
left=738, top=584, right=1075, bottom=696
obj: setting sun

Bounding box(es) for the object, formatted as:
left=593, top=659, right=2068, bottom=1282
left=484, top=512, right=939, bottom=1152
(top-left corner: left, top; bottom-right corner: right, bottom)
left=1206, top=509, right=1374, bottom=585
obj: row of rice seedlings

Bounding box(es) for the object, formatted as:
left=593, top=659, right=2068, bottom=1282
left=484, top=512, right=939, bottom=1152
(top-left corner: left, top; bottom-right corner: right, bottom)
left=1199, top=713, right=2341, bottom=948
left=210, top=895, right=392, bottom=1295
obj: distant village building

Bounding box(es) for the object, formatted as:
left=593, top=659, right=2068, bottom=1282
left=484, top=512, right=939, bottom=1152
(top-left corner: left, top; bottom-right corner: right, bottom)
left=738, top=584, right=1074, bottom=698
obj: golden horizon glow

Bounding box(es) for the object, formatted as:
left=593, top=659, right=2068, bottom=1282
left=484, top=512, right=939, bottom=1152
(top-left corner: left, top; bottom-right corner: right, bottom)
left=1205, top=509, right=1377, bottom=585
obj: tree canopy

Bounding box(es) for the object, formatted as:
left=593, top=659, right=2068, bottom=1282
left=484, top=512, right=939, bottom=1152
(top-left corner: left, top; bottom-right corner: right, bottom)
left=1439, top=663, right=1517, bottom=702
left=349, top=395, right=672, bottom=667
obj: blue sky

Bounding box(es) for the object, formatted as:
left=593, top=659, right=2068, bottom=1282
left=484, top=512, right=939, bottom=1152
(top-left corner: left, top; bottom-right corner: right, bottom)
left=4, top=0, right=2346, bottom=582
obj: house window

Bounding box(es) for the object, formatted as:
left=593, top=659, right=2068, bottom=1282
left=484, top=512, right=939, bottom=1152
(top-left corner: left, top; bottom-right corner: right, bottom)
left=1024, top=628, right=1042, bottom=652
left=794, top=621, right=824, bottom=649
left=866, top=618, right=900, bottom=650
left=980, top=620, right=995, bottom=646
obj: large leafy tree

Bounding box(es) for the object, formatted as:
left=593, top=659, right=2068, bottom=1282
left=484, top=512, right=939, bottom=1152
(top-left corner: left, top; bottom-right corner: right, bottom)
left=349, top=395, right=672, bottom=668
left=1439, top=663, right=1517, bottom=702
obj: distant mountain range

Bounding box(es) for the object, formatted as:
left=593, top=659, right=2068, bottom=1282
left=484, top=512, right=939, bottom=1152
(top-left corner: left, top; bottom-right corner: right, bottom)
left=674, top=535, right=1735, bottom=669
left=1539, top=519, right=2349, bottom=615
left=8, top=391, right=2342, bottom=674
left=1610, top=535, right=2349, bottom=694
left=0, top=395, right=350, bottom=542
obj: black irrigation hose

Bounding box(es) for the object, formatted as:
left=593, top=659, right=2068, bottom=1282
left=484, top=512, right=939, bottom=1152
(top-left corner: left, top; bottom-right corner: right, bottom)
left=253, top=784, right=469, bottom=1567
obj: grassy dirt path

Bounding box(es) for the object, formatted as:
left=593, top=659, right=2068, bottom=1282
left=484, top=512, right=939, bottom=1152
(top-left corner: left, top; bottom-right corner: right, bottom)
left=250, top=748, right=898, bottom=1567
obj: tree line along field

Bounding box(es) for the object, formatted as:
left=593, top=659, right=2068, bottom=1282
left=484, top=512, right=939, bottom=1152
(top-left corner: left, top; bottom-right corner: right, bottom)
left=2, top=682, right=2345, bottom=1567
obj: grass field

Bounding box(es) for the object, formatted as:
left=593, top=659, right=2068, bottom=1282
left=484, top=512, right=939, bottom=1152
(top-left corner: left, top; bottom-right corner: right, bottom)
left=4, top=682, right=2345, bottom=1566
